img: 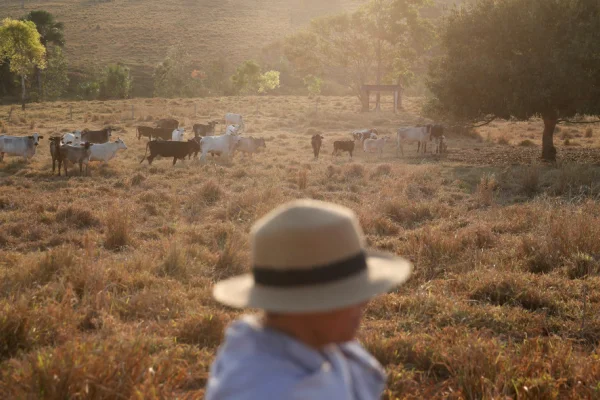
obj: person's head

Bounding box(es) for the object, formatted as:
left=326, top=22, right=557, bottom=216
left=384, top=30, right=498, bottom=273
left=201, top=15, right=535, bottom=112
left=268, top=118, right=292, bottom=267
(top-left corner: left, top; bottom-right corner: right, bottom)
left=213, top=200, right=412, bottom=347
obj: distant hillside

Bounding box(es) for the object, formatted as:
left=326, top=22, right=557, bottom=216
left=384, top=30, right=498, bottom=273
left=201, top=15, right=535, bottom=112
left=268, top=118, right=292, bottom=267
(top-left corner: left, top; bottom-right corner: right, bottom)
left=1, top=0, right=462, bottom=97
left=1, top=0, right=367, bottom=96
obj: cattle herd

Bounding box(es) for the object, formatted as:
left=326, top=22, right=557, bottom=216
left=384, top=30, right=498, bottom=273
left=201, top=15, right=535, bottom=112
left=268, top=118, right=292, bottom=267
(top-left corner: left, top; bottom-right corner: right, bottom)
left=313, top=124, right=447, bottom=160
left=0, top=113, right=447, bottom=176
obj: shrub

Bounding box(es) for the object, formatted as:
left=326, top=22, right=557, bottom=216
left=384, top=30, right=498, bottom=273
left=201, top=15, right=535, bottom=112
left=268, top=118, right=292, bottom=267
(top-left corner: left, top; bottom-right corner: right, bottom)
left=519, top=139, right=535, bottom=147
left=198, top=180, right=223, bottom=205
left=156, top=243, right=188, bottom=281
left=56, top=206, right=99, bottom=228
left=476, top=173, right=498, bottom=206
left=104, top=207, right=131, bottom=251
left=298, top=169, right=308, bottom=190
left=175, top=313, right=226, bottom=348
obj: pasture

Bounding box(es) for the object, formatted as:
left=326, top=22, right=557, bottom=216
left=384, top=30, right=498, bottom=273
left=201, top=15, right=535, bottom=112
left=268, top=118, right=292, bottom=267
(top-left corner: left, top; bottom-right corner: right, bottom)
left=1, top=95, right=600, bottom=398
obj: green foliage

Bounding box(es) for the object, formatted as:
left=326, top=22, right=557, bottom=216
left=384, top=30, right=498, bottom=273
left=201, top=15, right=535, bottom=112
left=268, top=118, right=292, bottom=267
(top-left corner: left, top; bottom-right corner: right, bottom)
left=303, top=74, right=322, bottom=95
left=426, top=0, right=600, bottom=122
left=258, top=70, right=280, bottom=93
left=153, top=46, right=208, bottom=98
left=231, top=60, right=280, bottom=94
left=99, top=63, right=132, bottom=100
left=0, top=18, right=46, bottom=78
left=22, top=10, right=65, bottom=48
left=284, top=0, right=433, bottom=98
left=40, top=47, right=68, bottom=101
left=231, top=60, right=262, bottom=94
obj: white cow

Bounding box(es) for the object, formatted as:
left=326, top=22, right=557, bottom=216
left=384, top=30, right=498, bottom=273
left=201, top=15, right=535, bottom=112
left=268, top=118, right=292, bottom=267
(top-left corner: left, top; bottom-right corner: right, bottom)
left=224, top=113, right=244, bottom=133
left=200, top=135, right=241, bottom=161
left=434, top=135, right=448, bottom=154
left=0, top=133, right=43, bottom=161
left=225, top=124, right=241, bottom=136
left=172, top=128, right=185, bottom=142
left=363, top=137, right=390, bottom=157
left=235, top=137, right=266, bottom=157
left=61, top=131, right=82, bottom=145
left=396, top=126, right=431, bottom=156
left=89, top=138, right=128, bottom=163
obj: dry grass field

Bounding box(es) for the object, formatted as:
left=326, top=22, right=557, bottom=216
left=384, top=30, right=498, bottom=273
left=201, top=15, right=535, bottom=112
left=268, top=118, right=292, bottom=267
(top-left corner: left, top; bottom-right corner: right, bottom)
left=1, top=95, right=600, bottom=398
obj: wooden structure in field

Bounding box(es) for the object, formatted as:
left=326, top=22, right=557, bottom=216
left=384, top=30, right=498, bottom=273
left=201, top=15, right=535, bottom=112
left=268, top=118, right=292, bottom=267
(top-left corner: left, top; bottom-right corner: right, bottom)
left=361, top=84, right=402, bottom=113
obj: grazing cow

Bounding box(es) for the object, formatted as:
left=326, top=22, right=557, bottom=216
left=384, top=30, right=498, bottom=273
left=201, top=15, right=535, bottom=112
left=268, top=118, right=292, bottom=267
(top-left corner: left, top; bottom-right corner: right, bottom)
left=224, top=113, right=244, bottom=133
left=200, top=135, right=240, bottom=161
left=364, top=137, right=390, bottom=157
left=156, top=118, right=179, bottom=131
left=62, top=131, right=82, bottom=145
left=311, top=134, right=324, bottom=159
left=193, top=121, right=219, bottom=137
left=140, top=140, right=200, bottom=166
left=58, top=142, right=92, bottom=176
left=89, top=138, right=128, bottom=163
left=81, top=128, right=112, bottom=144
left=225, top=124, right=241, bottom=136
left=235, top=137, right=266, bottom=157
left=49, top=137, right=62, bottom=174
left=172, top=128, right=186, bottom=142
left=0, top=133, right=44, bottom=161
left=396, top=126, right=431, bottom=156
left=332, top=140, right=355, bottom=158
left=137, top=126, right=155, bottom=141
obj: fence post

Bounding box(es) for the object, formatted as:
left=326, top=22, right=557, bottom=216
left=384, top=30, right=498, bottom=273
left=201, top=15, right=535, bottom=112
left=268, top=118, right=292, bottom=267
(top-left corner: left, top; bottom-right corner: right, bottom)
left=8, top=106, right=14, bottom=123
left=131, top=105, right=134, bottom=120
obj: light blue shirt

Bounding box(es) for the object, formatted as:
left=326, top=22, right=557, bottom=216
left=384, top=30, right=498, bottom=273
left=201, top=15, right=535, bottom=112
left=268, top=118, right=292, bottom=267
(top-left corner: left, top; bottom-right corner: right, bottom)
left=205, top=315, right=386, bottom=400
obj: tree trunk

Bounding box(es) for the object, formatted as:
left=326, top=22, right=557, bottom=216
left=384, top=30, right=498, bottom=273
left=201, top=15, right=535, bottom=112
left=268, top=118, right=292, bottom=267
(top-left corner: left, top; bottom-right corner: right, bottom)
left=21, top=75, right=26, bottom=111
left=542, top=117, right=557, bottom=162
left=36, top=65, right=43, bottom=102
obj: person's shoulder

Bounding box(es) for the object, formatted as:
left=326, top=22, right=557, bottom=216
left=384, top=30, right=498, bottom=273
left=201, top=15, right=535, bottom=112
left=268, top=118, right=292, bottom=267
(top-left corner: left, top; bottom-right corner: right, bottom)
left=205, top=352, right=301, bottom=400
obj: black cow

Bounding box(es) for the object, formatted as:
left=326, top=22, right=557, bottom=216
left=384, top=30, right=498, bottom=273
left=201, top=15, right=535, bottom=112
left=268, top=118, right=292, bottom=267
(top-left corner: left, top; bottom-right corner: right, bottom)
left=140, top=139, right=200, bottom=165
left=156, top=118, right=179, bottom=131
left=81, top=128, right=112, bottom=144
left=193, top=121, right=219, bottom=138
left=333, top=140, right=355, bottom=158
left=311, top=134, right=324, bottom=159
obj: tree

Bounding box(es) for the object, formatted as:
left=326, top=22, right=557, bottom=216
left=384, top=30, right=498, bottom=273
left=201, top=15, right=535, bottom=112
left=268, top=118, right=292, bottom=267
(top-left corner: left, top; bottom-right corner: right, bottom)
left=153, top=46, right=207, bottom=98
left=22, top=10, right=65, bottom=101
left=99, top=63, right=132, bottom=100
left=426, top=0, right=600, bottom=161
left=258, top=70, right=280, bottom=94
left=231, top=60, right=262, bottom=94
left=0, top=18, right=46, bottom=110
left=284, top=0, right=432, bottom=106
left=41, top=46, right=69, bottom=101
left=230, top=60, right=280, bottom=95
left=303, top=74, right=322, bottom=96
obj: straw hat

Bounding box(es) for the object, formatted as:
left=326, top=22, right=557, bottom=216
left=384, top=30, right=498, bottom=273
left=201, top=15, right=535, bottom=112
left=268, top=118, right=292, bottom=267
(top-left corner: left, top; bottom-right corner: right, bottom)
left=213, top=199, right=412, bottom=313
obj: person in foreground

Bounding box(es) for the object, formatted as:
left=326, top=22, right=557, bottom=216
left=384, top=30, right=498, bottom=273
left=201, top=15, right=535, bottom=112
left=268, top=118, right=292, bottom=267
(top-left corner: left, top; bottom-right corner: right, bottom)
left=205, top=199, right=413, bottom=400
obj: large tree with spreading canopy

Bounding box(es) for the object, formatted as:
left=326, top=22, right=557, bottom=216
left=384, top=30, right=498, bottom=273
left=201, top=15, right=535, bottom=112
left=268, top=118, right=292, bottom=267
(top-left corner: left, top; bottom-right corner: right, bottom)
left=0, top=18, right=46, bottom=110
left=426, top=0, right=600, bottom=161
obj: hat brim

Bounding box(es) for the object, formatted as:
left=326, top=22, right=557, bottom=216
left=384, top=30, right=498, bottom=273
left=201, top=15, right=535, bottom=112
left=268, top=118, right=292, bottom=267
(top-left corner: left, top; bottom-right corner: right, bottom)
left=212, top=251, right=412, bottom=313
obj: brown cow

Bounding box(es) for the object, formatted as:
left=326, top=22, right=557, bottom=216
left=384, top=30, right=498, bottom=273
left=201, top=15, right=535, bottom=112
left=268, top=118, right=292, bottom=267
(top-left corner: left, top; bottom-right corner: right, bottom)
left=332, top=140, right=355, bottom=158
left=311, top=134, right=324, bottom=159
left=156, top=118, right=179, bottom=131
